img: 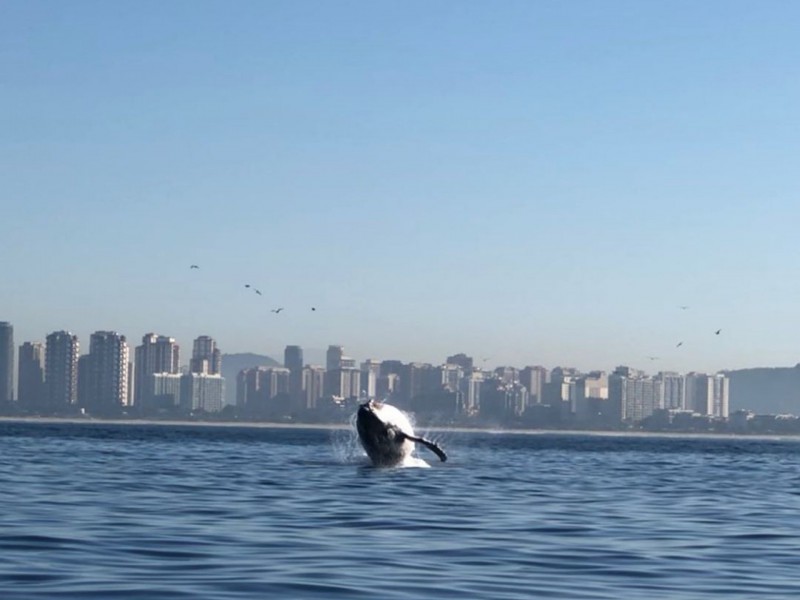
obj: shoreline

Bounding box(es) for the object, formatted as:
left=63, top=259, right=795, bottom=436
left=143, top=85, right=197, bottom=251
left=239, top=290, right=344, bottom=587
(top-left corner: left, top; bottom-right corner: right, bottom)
left=1, top=416, right=798, bottom=441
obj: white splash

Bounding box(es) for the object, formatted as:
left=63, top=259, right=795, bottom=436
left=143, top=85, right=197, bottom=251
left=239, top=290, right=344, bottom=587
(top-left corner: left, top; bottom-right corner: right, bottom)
left=373, top=402, right=432, bottom=467
left=351, top=402, right=432, bottom=468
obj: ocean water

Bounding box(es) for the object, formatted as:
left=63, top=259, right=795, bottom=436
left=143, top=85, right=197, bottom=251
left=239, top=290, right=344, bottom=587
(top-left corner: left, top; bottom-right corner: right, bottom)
left=1, top=420, right=799, bottom=599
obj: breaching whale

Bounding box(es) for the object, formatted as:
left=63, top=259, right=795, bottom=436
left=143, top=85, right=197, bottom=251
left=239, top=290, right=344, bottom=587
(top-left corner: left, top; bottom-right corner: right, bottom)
left=355, top=399, right=447, bottom=466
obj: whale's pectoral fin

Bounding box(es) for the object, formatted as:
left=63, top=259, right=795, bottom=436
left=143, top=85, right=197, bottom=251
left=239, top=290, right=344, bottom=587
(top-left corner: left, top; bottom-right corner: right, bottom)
left=403, top=433, right=448, bottom=462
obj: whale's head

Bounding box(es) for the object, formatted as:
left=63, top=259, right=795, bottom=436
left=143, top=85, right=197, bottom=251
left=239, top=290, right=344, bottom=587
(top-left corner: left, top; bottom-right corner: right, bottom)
left=355, top=400, right=414, bottom=466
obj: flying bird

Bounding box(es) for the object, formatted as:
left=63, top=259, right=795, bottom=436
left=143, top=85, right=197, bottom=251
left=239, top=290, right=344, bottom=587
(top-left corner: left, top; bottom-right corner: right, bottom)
left=190, top=265, right=199, bottom=269
left=679, top=305, right=689, bottom=310
left=254, top=289, right=262, bottom=296
left=244, top=284, right=251, bottom=288
left=271, top=307, right=284, bottom=314
left=646, top=356, right=659, bottom=361
left=311, top=307, right=316, bottom=311
left=676, top=342, right=683, bottom=348
left=715, top=329, right=722, bottom=335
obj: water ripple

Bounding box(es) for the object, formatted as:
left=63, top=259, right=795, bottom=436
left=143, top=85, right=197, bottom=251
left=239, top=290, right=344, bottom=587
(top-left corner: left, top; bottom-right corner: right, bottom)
left=3, top=423, right=800, bottom=599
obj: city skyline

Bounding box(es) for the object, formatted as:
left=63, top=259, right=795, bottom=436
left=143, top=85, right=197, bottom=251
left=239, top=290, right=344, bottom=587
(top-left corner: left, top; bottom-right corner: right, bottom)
left=1, top=318, right=736, bottom=432
left=4, top=3, right=800, bottom=373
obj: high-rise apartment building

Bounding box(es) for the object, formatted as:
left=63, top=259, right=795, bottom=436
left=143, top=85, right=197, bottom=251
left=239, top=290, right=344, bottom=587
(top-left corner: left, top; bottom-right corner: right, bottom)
left=685, top=372, right=729, bottom=418
left=302, top=365, right=325, bottom=409
left=685, top=373, right=714, bottom=415
left=571, top=371, right=609, bottom=420
left=327, top=366, right=361, bottom=399
left=134, top=333, right=180, bottom=408
left=460, top=371, right=484, bottom=415
left=236, top=367, right=266, bottom=409
left=656, top=372, right=686, bottom=410
left=191, top=336, right=221, bottom=374
left=0, top=322, right=14, bottom=403
left=324, top=345, right=344, bottom=397
left=260, top=367, right=291, bottom=400
left=83, top=331, right=129, bottom=413
left=376, top=372, right=400, bottom=401
left=712, top=373, right=730, bottom=418
left=361, top=359, right=381, bottom=399
left=45, top=331, right=80, bottom=410
left=181, top=372, right=225, bottom=413
left=609, top=366, right=660, bottom=423
left=152, top=373, right=182, bottom=410
left=234, top=367, right=284, bottom=412
left=77, top=354, right=91, bottom=408
left=18, top=342, right=45, bottom=410
left=436, top=363, right=464, bottom=393
left=519, top=366, right=548, bottom=405
left=398, top=362, right=429, bottom=406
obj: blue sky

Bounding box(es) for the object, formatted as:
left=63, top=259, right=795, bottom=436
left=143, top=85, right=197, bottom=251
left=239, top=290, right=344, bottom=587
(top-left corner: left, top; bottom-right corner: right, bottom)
left=3, top=1, right=800, bottom=373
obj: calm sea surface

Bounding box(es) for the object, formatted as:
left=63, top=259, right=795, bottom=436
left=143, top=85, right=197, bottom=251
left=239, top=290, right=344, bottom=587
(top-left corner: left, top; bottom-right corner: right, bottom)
left=1, top=420, right=799, bottom=599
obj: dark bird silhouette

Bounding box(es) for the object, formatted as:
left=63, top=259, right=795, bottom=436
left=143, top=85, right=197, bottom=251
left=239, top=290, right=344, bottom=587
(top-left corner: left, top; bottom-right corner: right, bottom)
left=646, top=356, right=659, bottom=361
left=254, top=289, right=262, bottom=296
left=679, top=305, right=689, bottom=310
left=715, top=329, right=722, bottom=335
left=271, top=307, right=284, bottom=314
left=676, top=342, right=683, bottom=348
left=190, top=265, right=199, bottom=269
left=244, top=284, right=251, bottom=288
left=311, top=307, right=316, bottom=311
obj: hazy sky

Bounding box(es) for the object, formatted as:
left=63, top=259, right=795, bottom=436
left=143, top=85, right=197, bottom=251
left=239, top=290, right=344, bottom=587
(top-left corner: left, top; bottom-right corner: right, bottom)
left=3, top=1, right=800, bottom=373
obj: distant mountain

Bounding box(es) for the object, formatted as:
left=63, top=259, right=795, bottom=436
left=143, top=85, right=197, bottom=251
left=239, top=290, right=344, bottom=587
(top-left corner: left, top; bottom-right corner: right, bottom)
left=727, top=366, right=800, bottom=415
left=220, top=353, right=281, bottom=405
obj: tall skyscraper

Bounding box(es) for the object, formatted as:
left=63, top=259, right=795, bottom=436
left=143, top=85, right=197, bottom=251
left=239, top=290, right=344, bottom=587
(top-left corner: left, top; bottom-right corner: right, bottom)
left=134, top=333, right=180, bottom=408
left=18, top=342, right=45, bottom=410
left=0, top=322, right=14, bottom=403
left=284, top=345, right=304, bottom=403
left=45, top=331, right=79, bottom=410
left=191, top=335, right=221, bottom=374
left=83, top=331, right=129, bottom=413
left=326, top=345, right=344, bottom=371
left=324, top=345, right=345, bottom=397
